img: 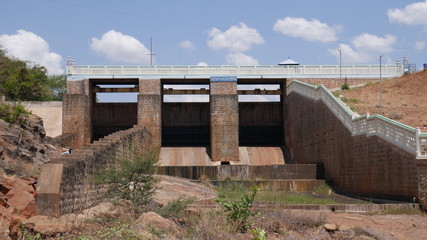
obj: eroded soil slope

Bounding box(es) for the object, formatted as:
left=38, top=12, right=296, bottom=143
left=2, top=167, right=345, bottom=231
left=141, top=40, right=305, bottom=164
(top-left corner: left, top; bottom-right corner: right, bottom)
left=341, top=70, right=427, bottom=131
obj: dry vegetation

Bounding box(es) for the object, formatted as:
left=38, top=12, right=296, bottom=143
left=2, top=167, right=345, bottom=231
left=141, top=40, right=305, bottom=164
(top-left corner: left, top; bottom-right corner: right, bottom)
left=339, top=70, right=427, bottom=131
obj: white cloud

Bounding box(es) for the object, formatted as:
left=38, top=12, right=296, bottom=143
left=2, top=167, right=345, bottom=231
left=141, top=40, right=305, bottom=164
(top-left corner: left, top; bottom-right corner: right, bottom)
left=207, top=22, right=264, bottom=52
left=90, top=30, right=150, bottom=64
left=197, top=62, right=208, bottom=66
left=180, top=40, right=195, bottom=50
left=387, top=1, right=427, bottom=27
left=225, top=53, right=259, bottom=65
left=0, top=30, right=63, bottom=74
left=330, top=44, right=372, bottom=63
left=414, top=40, right=426, bottom=50
left=273, top=17, right=340, bottom=43
left=352, top=34, right=396, bottom=54
left=329, top=33, right=396, bottom=64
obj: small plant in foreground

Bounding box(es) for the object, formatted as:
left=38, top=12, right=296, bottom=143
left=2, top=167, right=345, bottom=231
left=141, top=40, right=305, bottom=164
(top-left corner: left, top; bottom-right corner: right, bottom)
left=250, top=228, right=267, bottom=240
left=0, top=102, right=31, bottom=125
left=215, top=186, right=260, bottom=232
left=341, top=83, right=350, bottom=90
left=158, top=195, right=195, bottom=219
left=95, top=148, right=159, bottom=207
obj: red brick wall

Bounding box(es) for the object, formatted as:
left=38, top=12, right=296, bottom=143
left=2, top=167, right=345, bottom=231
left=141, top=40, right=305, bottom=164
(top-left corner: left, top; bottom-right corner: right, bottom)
left=36, top=126, right=152, bottom=217
left=62, top=94, right=90, bottom=149
left=286, top=92, right=419, bottom=202
left=138, top=79, right=161, bottom=148
left=210, top=81, right=239, bottom=162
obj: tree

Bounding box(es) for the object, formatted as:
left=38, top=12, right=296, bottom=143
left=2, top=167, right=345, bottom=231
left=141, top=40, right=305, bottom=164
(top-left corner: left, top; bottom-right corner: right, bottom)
left=46, top=74, right=67, bottom=101
left=0, top=47, right=52, bottom=101
left=215, top=186, right=260, bottom=232
left=95, top=148, right=159, bottom=206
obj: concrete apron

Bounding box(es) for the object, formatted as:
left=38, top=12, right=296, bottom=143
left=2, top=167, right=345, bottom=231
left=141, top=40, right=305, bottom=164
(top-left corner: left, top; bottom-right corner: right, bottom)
left=157, top=146, right=285, bottom=166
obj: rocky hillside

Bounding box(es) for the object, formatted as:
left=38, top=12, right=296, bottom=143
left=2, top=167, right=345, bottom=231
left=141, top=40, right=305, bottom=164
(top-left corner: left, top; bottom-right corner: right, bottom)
left=0, top=113, right=61, bottom=177
left=0, top=105, right=62, bottom=239
left=342, top=70, right=427, bottom=131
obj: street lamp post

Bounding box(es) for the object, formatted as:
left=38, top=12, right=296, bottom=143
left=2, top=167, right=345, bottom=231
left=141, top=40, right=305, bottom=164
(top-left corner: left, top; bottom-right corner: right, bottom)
left=379, top=55, right=383, bottom=115
left=338, top=49, right=342, bottom=90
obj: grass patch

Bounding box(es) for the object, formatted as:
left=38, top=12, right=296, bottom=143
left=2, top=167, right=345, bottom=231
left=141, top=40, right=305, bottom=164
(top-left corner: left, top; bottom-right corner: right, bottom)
left=341, top=97, right=360, bottom=104
left=217, top=182, right=338, bottom=205
left=256, top=192, right=337, bottom=205
left=158, top=195, right=195, bottom=219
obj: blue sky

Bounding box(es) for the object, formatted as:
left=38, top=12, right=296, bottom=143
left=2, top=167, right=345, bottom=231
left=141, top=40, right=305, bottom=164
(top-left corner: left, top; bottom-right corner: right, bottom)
left=1, top=0, right=427, bottom=75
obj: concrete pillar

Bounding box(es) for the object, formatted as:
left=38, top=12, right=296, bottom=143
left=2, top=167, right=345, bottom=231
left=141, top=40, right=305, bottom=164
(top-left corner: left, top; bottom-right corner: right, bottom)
left=62, top=80, right=91, bottom=149
left=210, top=76, right=239, bottom=162
left=138, top=79, right=162, bottom=148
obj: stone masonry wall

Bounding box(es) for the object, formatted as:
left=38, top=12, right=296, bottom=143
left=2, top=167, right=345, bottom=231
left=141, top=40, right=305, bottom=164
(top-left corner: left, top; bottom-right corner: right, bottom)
left=286, top=92, right=419, bottom=202
left=36, top=126, right=152, bottom=217
left=62, top=94, right=90, bottom=149
left=418, top=162, right=427, bottom=208
left=210, top=81, right=239, bottom=162
left=138, top=79, right=161, bottom=148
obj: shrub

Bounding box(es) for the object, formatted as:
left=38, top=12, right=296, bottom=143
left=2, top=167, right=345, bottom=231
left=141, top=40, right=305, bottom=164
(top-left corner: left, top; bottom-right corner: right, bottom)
left=0, top=102, right=31, bottom=125
left=250, top=228, right=267, bottom=240
left=341, top=83, right=350, bottom=90
left=215, top=186, right=260, bottom=232
left=95, top=148, right=159, bottom=207
left=158, top=195, right=195, bottom=219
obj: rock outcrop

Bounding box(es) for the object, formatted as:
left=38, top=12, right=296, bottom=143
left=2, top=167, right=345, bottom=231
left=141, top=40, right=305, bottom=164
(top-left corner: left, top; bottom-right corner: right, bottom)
left=0, top=114, right=61, bottom=177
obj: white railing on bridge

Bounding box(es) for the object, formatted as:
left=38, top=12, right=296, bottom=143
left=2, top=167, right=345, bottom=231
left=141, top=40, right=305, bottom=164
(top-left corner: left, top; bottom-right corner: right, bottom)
left=287, top=80, right=427, bottom=159
left=66, top=64, right=404, bottom=79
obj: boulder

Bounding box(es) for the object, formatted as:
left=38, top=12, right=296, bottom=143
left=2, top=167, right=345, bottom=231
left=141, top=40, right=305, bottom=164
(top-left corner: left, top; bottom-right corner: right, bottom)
left=8, top=178, right=35, bottom=197
left=134, top=212, right=181, bottom=236
left=323, top=223, right=338, bottom=232
left=23, top=215, right=71, bottom=235
left=0, top=180, right=12, bottom=195
left=0, top=205, right=12, bottom=221
left=7, top=191, right=35, bottom=218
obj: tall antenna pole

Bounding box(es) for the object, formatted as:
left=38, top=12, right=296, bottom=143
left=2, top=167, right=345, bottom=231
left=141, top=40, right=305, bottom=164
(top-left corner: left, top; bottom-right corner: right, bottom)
left=379, top=55, right=383, bottom=115
left=147, top=37, right=156, bottom=65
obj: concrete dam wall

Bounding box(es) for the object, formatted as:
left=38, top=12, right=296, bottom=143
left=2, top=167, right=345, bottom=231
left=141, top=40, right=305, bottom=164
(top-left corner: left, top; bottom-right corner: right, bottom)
left=286, top=81, right=427, bottom=207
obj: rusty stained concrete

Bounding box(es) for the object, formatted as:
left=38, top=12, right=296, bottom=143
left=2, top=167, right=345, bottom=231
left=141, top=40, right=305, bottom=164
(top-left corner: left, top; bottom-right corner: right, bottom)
left=158, top=147, right=285, bottom=166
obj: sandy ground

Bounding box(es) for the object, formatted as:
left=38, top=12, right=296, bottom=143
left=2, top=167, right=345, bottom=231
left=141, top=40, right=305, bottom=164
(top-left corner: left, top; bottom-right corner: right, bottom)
left=341, top=70, right=427, bottom=132
left=286, top=209, right=427, bottom=240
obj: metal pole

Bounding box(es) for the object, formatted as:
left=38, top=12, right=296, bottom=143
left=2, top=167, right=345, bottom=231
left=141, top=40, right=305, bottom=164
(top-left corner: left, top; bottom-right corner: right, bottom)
left=379, top=55, right=383, bottom=115
left=147, top=37, right=156, bottom=66
left=338, top=49, right=342, bottom=80
left=150, top=37, right=153, bottom=66
left=338, top=49, right=342, bottom=93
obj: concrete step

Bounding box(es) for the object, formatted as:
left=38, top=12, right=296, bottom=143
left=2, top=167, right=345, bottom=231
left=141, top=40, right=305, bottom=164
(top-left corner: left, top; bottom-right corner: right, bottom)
left=191, top=202, right=420, bottom=213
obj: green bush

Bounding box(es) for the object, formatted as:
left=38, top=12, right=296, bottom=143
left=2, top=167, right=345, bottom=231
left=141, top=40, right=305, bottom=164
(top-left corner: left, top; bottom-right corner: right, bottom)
left=158, top=195, right=195, bottom=219
left=250, top=228, right=267, bottom=240
left=341, top=83, right=350, bottom=90
left=95, top=148, right=159, bottom=207
left=215, top=186, right=260, bottom=232
left=0, top=102, right=31, bottom=125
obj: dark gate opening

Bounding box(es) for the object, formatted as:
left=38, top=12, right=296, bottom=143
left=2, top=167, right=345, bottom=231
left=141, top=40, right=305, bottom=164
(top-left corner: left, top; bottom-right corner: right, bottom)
left=91, top=80, right=138, bottom=141
left=161, top=84, right=210, bottom=146
left=238, top=83, right=284, bottom=146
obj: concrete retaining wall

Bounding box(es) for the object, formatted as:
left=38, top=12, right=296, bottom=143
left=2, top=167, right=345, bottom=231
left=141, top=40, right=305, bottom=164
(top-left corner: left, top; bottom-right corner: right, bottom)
left=156, top=164, right=319, bottom=180
left=286, top=92, right=419, bottom=203
left=36, top=126, right=152, bottom=217
left=21, top=101, right=62, bottom=137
